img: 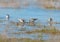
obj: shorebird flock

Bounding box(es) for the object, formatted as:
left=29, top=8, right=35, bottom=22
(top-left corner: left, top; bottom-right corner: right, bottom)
left=5, top=14, right=60, bottom=27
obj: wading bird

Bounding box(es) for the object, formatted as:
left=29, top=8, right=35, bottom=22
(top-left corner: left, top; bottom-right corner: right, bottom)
left=28, top=18, right=37, bottom=26
left=17, top=18, right=25, bottom=26
left=6, top=14, right=10, bottom=21
left=48, top=18, right=53, bottom=27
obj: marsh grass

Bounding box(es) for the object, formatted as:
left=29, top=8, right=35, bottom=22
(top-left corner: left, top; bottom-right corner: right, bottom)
left=0, top=20, right=60, bottom=42
left=0, top=37, right=44, bottom=42
left=25, top=26, right=60, bottom=35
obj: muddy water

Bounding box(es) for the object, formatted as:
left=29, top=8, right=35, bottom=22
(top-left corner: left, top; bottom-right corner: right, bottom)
left=0, top=8, right=60, bottom=40
left=0, top=20, right=59, bottom=41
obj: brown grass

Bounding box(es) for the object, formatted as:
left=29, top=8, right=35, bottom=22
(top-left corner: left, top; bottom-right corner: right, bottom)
left=0, top=38, right=44, bottom=42
left=25, top=27, right=60, bottom=35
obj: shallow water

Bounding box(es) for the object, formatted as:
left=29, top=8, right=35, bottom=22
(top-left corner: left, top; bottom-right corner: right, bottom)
left=0, top=8, right=60, bottom=40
